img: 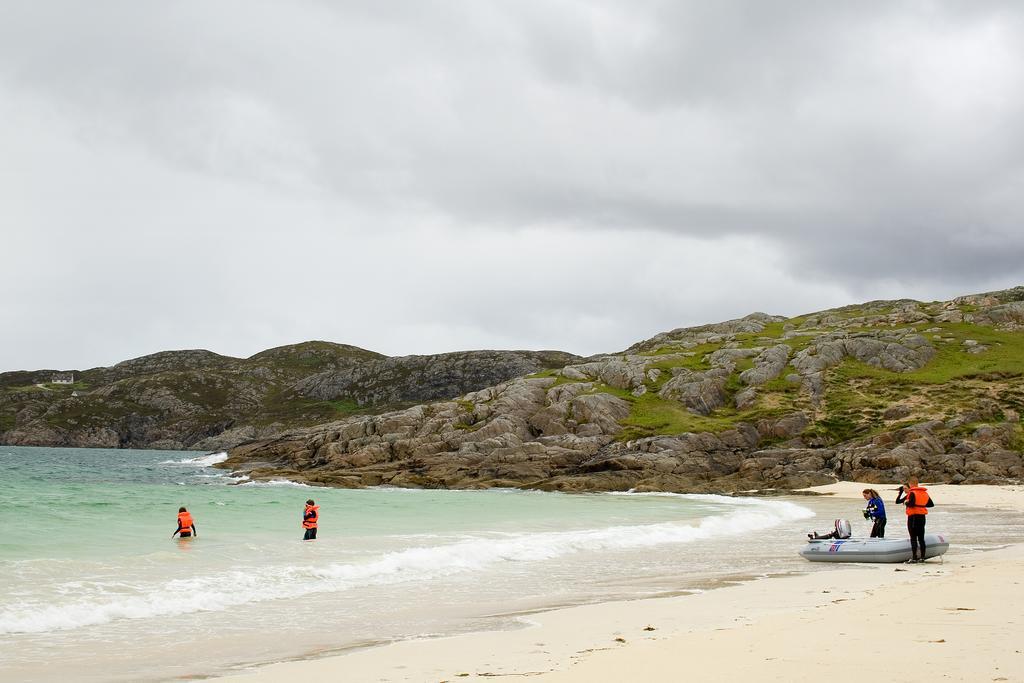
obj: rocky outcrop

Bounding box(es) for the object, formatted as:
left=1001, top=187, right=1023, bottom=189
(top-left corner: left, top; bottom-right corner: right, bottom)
left=832, top=421, right=1024, bottom=484
left=980, top=301, right=1024, bottom=328
left=626, top=313, right=785, bottom=354
left=658, top=368, right=730, bottom=415
left=221, top=372, right=1024, bottom=492
left=224, top=376, right=621, bottom=489
left=790, top=331, right=937, bottom=406
left=740, top=344, right=791, bottom=386
left=293, top=350, right=578, bottom=405
left=792, top=332, right=935, bottom=376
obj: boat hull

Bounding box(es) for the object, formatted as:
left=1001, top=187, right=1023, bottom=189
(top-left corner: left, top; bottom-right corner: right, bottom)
left=799, top=533, right=949, bottom=563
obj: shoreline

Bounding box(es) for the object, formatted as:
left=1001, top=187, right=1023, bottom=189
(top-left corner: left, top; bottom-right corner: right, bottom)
left=217, top=483, right=1024, bottom=682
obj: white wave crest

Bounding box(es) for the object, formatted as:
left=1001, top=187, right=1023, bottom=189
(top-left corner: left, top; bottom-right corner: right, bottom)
left=159, top=452, right=228, bottom=467
left=608, top=491, right=773, bottom=505
left=238, top=478, right=311, bottom=488
left=0, top=498, right=811, bottom=635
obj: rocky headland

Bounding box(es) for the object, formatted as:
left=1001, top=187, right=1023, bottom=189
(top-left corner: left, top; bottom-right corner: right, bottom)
left=0, top=345, right=577, bottom=450
left=222, top=287, right=1024, bottom=492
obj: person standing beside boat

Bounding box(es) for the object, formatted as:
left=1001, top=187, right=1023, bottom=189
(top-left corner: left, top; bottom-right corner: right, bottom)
left=895, top=478, right=933, bottom=562
left=862, top=488, right=886, bottom=538
left=302, top=499, right=319, bottom=540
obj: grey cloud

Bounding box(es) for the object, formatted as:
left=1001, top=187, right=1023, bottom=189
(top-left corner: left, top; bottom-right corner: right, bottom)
left=2, top=1, right=1024, bottom=370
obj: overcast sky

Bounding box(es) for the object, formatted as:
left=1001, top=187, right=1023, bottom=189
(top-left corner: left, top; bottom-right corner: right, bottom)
left=3, top=1, right=1024, bottom=372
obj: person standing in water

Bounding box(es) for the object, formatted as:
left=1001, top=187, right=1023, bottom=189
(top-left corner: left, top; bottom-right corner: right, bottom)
left=172, top=506, right=197, bottom=539
left=862, top=488, right=886, bottom=538
left=895, top=478, right=932, bottom=562
left=302, top=499, right=319, bottom=540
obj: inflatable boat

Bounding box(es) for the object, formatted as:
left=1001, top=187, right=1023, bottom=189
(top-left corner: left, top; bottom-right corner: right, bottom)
left=800, top=533, right=949, bottom=563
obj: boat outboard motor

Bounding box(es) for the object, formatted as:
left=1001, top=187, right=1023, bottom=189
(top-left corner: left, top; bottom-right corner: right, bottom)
left=808, top=518, right=854, bottom=540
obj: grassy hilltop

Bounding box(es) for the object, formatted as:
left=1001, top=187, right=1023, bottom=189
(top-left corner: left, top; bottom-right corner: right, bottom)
left=546, top=292, right=1024, bottom=448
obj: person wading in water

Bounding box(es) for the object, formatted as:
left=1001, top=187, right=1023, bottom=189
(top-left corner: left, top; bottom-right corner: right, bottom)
left=172, top=507, right=197, bottom=539
left=302, top=499, right=319, bottom=540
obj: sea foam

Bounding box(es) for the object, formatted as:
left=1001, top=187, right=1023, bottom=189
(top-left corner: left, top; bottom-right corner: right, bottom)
left=238, top=478, right=311, bottom=488
left=0, top=497, right=811, bottom=635
left=159, top=452, right=228, bottom=467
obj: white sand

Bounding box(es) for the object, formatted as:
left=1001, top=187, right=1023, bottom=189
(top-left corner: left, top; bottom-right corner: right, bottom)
left=219, top=484, right=1024, bottom=683
left=803, top=480, right=1024, bottom=512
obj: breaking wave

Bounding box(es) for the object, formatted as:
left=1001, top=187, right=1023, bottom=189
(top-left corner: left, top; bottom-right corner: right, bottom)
left=0, top=497, right=811, bottom=634
left=237, top=478, right=311, bottom=488
left=159, top=452, right=228, bottom=467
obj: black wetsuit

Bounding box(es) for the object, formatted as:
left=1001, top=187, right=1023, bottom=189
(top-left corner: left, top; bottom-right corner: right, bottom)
left=870, top=517, right=887, bottom=538
left=176, top=522, right=196, bottom=538
left=907, top=515, right=925, bottom=557
left=895, top=489, right=926, bottom=559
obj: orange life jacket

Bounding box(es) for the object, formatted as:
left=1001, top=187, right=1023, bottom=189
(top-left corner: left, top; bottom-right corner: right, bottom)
left=904, top=486, right=930, bottom=516
left=303, top=505, right=319, bottom=529
left=177, top=511, right=194, bottom=531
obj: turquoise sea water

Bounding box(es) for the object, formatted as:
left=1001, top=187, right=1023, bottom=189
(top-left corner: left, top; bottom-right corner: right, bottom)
left=1, top=446, right=1020, bottom=682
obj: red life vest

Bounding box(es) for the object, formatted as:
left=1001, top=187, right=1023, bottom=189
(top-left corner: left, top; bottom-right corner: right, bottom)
left=904, top=486, right=930, bottom=516
left=303, top=505, right=319, bottom=529
left=177, top=511, right=194, bottom=531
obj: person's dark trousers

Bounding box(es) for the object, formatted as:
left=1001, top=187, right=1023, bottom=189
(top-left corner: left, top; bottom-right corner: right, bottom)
left=907, top=515, right=926, bottom=558
left=870, top=518, right=886, bottom=538
left=303, top=528, right=317, bottom=540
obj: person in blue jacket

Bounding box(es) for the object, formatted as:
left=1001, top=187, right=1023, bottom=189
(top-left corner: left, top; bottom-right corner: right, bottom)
left=862, top=488, right=886, bottom=538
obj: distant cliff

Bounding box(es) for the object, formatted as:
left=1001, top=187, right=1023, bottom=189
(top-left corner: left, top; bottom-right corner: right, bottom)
left=221, top=287, right=1024, bottom=492
left=0, top=343, right=578, bottom=450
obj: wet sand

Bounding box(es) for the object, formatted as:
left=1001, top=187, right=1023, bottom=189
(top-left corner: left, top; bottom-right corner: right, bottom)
left=218, top=484, right=1024, bottom=682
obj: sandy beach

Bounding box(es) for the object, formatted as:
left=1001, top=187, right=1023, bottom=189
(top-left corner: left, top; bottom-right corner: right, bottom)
left=219, top=483, right=1024, bottom=683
